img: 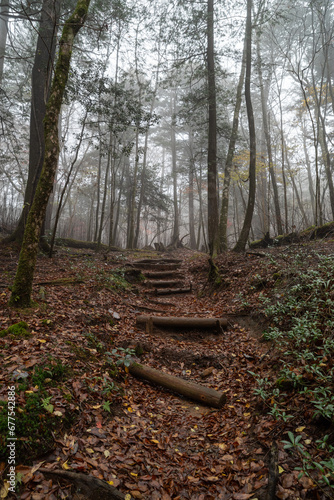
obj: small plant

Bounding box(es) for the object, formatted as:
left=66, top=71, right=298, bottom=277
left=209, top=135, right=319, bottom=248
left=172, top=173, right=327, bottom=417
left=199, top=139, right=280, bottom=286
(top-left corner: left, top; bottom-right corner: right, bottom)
left=111, top=347, right=135, bottom=367
left=282, top=432, right=334, bottom=490
left=102, top=401, right=111, bottom=413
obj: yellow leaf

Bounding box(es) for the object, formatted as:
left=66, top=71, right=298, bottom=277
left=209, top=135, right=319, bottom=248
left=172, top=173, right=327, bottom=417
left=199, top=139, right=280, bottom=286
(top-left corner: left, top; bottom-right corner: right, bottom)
left=218, top=444, right=227, bottom=450
left=0, top=481, right=9, bottom=499
left=92, top=405, right=101, bottom=409
left=151, top=439, right=159, bottom=444
left=86, top=448, right=94, bottom=454
left=304, top=439, right=312, bottom=445
left=104, top=450, right=111, bottom=458
left=243, top=413, right=251, bottom=417
left=107, top=480, right=114, bottom=486
left=278, top=466, right=284, bottom=474
left=37, top=339, right=46, bottom=343
left=127, top=407, right=133, bottom=412
left=62, top=461, right=70, bottom=470
left=25, top=390, right=34, bottom=394
left=125, top=495, right=132, bottom=500
left=295, top=426, right=305, bottom=432
left=54, top=411, right=63, bottom=417
left=130, top=472, right=138, bottom=477
left=125, top=366, right=129, bottom=373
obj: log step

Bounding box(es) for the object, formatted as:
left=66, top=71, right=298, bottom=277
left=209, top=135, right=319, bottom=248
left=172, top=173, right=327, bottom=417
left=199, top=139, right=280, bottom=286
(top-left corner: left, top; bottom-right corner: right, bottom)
left=128, top=362, right=226, bottom=408
left=135, top=258, right=182, bottom=264
left=136, top=315, right=228, bottom=334
left=146, top=280, right=183, bottom=288
left=144, top=271, right=183, bottom=279
left=133, top=263, right=180, bottom=271
left=153, top=286, right=192, bottom=295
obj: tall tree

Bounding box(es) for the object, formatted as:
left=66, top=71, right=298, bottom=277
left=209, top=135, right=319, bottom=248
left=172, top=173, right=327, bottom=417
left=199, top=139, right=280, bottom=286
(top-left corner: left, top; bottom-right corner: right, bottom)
left=8, top=0, right=60, bottom=245
left=207, top=0, right=219, bottom=256
left=219, top=34, right=247, bottom=251
left=9, top=0, right=91, bottom=308
left=233, top=0, right=256, bottom=252
left=256, top=29, right=283, bottom=235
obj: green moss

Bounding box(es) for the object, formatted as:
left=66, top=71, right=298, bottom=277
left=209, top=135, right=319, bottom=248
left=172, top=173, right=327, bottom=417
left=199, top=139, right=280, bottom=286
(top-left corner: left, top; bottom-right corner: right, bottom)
left=0, top=321, right=31, bottom=338
left=32, top=359, right=70, bottom=387
left=0, top=391, right=73, bottom=462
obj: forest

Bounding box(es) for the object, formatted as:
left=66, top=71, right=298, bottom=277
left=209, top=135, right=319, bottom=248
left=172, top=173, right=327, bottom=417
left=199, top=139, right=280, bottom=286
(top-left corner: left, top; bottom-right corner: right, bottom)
left=0, top=0, right=334, bottom=499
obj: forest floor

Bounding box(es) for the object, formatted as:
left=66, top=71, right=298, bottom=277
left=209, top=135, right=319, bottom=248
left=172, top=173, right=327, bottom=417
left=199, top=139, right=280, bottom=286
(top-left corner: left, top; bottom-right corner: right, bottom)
left=0, top=238, right=333, bottom=500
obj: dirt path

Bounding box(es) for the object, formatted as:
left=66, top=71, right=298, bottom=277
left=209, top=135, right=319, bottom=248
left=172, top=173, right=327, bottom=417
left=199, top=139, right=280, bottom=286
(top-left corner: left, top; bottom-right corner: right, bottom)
left=0, top=245, right=326, bottom=499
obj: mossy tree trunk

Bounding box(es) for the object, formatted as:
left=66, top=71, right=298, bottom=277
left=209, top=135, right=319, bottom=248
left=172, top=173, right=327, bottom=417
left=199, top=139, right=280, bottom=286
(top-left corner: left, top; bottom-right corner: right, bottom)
left=9, top=0, right=91, bottom=308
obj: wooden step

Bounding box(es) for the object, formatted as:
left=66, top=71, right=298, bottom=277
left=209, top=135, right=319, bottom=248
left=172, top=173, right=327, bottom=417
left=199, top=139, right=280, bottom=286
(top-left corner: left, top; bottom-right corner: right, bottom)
left=153, top=285, right=192, bottom=296
left=133, top=263, right=180, bottom=271
left=144, top=271, right=183, bottom=279
left=145, top=280, right=183, bottom=288
left=136, top=315, right=228, bottom=333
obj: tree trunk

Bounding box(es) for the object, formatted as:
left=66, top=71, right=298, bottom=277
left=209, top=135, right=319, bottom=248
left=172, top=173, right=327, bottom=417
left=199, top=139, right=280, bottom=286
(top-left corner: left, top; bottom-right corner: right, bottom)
left=9, top=0, right=91, bottom=308
left=0, top=0, right=9, bottom=84
left=233, top=0, right=256, bottom=253
left=9, top=0, right=60, bottom=245
left=188, top=128, right=197, bottom=249
left=171, top=93, right=179, bottom=245
left=207, top=0, right=219, bottom=256
left=256, top=33, right=283, bottom=235
left=219, top=35, right=246, bottom=251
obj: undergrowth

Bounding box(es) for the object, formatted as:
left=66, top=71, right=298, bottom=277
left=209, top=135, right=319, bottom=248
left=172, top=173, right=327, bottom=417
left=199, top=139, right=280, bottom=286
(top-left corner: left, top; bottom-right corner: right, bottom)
left=253, top=251, right=334, bottom=490
left=0, top=359, right=72, bottom=462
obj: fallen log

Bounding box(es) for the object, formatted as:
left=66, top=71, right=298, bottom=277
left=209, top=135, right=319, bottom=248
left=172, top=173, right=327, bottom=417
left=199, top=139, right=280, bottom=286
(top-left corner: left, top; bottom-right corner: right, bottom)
left=136, top=315, right=228, bottom=333
left=154, top=285, right=192, bottom=295
left=39, top=469, right=126, bottom=499
left=146, top=279, right=182, bottom=288
left=128, top=362, right=226, bottom=408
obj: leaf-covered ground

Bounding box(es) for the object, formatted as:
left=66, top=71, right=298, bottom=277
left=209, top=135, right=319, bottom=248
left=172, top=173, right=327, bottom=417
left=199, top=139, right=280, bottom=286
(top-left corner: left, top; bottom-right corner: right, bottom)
left=0, top=241, right=333, bottom=499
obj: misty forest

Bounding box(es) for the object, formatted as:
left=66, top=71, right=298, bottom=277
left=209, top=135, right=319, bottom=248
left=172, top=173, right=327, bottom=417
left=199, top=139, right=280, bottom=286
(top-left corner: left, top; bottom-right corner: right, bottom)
left=1, top=0, right=334, bottom=499
left=2, top=0, right=334, bottom=257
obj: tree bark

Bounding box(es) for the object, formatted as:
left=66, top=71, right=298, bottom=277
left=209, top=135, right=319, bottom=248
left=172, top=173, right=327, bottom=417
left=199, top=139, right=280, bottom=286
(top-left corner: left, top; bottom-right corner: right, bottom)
left=233, top=0, right=256, bottom=252
left=9, top=0, right=91, bottom=308
left=129, top=362, right=226, bottom=408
